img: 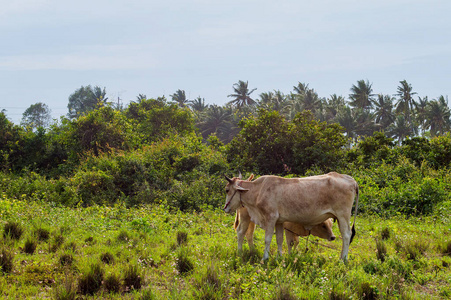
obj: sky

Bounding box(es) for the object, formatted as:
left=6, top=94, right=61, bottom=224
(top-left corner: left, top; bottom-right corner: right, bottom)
left=1, top=0, right=451, bottom=124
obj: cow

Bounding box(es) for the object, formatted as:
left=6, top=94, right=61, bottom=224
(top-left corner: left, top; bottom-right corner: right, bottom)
left=235, top=206, right=335, bottom=254
left=223, top=172, right=359, bottom=261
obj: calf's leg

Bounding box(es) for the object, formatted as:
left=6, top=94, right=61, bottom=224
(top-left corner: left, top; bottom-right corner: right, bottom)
left=285, top=229, right=295, bottom=254
left=245, top=222, right=255, bottom=249
left=236, top=215, right=251, bottom=252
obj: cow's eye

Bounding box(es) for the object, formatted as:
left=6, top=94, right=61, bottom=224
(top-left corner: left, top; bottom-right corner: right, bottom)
left=225, top=189, right=229, bottom=194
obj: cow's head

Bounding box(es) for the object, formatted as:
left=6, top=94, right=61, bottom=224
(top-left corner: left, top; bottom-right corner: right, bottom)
left=310, top=218, right=336, bottom=241
left=223, top=173, right=250, bottom=213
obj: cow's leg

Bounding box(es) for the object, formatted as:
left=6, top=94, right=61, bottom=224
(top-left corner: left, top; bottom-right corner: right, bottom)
left=245, top=222, right=255, bottom=249
left=263, top=221, right=277, bottom=260
left=337, top=217, right=352, bottom=261
left=275, top=223, right=284, bottom=256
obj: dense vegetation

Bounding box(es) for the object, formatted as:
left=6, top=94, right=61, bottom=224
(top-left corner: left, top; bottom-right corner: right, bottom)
left=1, top=80, right=451, bottom=299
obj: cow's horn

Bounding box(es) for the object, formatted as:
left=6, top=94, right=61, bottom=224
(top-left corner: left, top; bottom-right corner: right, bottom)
left=224, top=174, right=233, bottom=183
left=238, top=170, right=242, bottom=179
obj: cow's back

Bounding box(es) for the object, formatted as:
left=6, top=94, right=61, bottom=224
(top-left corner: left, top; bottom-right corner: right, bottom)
left=254, top=173, right=356, bottom=226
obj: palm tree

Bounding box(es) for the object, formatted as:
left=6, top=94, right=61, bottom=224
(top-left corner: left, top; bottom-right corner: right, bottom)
left=354, top=109, right=379, bottom=137
left=414, top=96, right=429, bottom=133
left=293, top=82, right=309, bottom=96
left=197, top=105, right=235, bottom=142
left=335, top=106, right=358, bottom=143
left=136, top=94, right=147, bottom=102
left=189, top=96, right=207, bottom=112
left=227, top=80, right=257, bottom=108
left=171, top=89, right=189, bottom=107
left=324, top=94, right=346, bottom=122
left=258, top=91, right=275, bottom=105
left=394, top=80, right=417, bottom=132
left=424, top=96, right=451, bottom=136
left=373, top=94, right=396, bottom=131
left=300, top=89, right=321, bottom=112
left=349, top=80, right=375, bottom=110
left=258, top=90, right=291, bottom=116
left=388, top=115, right=411, bottom=145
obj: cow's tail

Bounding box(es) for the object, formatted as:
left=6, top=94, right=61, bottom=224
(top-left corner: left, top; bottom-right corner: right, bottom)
left=350, top=183, right=359, bottom=244
left=234, top=210, right=240, bottom=230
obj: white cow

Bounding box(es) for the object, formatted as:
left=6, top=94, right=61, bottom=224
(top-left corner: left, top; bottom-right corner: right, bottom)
left=224, top=172, right=359, bottom=260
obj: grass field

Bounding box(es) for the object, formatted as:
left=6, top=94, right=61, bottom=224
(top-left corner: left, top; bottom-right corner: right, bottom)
left=1, top=198, right=450, bottom=299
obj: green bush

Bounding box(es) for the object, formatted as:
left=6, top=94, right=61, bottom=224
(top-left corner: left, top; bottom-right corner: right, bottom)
left=72, top=169, right=118, bottom=206
left=69, top=133, right=228, bottom=209
left=349, top=159, right=451, bottom=217
left=227, top=110, right=346, bottom=175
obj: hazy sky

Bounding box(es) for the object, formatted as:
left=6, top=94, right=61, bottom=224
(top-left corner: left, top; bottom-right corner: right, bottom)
left=1, top=0, right=450, bottom=124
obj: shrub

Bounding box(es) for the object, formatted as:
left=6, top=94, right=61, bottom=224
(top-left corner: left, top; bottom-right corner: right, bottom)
left=23, top=238, right=37, bottom=254
left=380, top=227, right=390, bottom=240
left=100, top=252, right=115, bottom=264
left=84, top=236, right=95, bottom=244
left=357, top=282, right=379, bottom=300
left=50, top=234, right=65, bottom=253
left=194, top=264, right=224, bottom=300
left=72, top=169, right=118, bottom=206
left=140, top=289, right=158, bottom=300
left=64, top=241, right=77, bottom=252
left=59, top=253, right=74, bottom=267
left=77, top=263, right=104, bottom=295
left=376, top=239, right=387, bottom=262
left=443, top=241, right=451, bottom=256
left=0, top=246, right=14, bottom=273
left=176, top=231, right=188, bottom=246
left=123, top=264, right=143, bottom=291
left=104, top=273, right=121, bottom=294
left=404, top=239, right=429, bottom=261
left=53, top=273, right=77, bottom=300
left=176, top=248, right=194, bottom=275
left=117, top=230, right=130, bottom=242
left=35, top=228, right=50, bottom=241
left=272, top=285, right=299, bottom=300
left=3, top=221, right=24, bottom=240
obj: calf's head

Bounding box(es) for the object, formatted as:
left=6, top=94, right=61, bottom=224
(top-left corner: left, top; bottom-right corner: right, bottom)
left=310, top=218, right=336, bottom=241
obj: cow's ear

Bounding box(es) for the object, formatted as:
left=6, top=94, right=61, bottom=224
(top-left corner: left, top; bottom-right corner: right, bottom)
left=236, top=186, right=249, bottom=192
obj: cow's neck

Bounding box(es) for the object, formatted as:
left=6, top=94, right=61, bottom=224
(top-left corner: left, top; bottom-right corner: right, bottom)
left=237, top=180, right=266, bottom=228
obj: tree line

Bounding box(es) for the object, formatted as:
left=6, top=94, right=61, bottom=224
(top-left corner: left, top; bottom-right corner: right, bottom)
left=1, top=81, right=451, bottom=215
left=11, top=79, right=451, bottom=146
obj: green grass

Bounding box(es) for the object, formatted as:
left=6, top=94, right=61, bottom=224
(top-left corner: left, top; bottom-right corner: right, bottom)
left=0, top=198, right=450, bottom=299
